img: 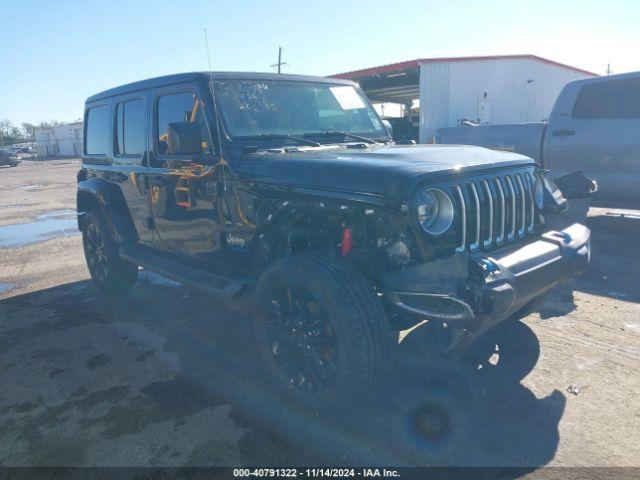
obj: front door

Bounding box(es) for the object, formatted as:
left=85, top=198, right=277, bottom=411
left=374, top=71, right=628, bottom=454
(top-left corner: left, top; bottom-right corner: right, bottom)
left=147, top=85, right=222, bottom=256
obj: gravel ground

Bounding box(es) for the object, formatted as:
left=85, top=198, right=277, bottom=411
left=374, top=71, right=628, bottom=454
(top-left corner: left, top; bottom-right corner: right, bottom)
left=0, top=160, right=639, bottom=468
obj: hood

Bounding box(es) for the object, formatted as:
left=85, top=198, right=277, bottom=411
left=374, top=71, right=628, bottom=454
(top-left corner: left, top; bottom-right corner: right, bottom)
left=240, top=144, right=534, bottom=198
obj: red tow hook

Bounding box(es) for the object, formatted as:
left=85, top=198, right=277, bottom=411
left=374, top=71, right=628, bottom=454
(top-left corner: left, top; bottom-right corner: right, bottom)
left=341, top=227, right=353, bottom=257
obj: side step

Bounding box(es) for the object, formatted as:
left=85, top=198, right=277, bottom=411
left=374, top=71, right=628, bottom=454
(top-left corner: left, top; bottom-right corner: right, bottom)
left=119, top=244, right=247, bottom=299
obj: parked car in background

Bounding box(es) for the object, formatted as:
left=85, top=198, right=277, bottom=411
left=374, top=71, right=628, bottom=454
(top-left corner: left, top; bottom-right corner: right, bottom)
left=435, top=71, right=640, bottom=204
left=0, top=149, right=21, bottom=167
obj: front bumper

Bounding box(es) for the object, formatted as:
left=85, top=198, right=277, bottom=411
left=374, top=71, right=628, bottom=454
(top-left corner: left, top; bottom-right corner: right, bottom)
left=383, top=223, right=591, bottom=347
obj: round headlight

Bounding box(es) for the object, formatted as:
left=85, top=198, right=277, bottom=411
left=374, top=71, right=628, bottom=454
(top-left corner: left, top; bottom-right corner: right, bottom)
left=415, top=188, right=454, bottom=235
left=533, top=173, right=545, bottom=209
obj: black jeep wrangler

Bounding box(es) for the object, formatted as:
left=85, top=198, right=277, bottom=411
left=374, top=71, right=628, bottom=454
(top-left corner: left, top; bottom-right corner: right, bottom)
left=77, top=72, right=590, bottom=404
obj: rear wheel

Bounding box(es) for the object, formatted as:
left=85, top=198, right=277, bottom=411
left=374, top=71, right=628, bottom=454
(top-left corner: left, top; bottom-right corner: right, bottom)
left=254, top=252, right=394, bottom=408
left=82, top=211, right=138, bottom=293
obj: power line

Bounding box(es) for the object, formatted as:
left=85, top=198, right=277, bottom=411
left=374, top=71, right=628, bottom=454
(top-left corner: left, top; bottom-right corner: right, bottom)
left=270, top=47, right=287, bottom=74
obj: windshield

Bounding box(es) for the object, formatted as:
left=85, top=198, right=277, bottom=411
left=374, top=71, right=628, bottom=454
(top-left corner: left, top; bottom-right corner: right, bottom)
left=213, top=80, right=387, bottom=140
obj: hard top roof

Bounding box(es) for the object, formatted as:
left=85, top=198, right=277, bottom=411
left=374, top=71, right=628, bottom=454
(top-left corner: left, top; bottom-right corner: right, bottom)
left=86, top=72, right=356, bottom=103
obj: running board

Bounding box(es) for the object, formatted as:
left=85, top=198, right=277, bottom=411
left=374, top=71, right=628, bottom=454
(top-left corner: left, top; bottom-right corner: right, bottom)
left=119, top=245, right=246, bottom=299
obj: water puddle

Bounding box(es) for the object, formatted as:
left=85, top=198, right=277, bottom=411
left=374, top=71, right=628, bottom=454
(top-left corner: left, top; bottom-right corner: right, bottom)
left=37, top=209, right=76, bottom=219
left=0, top=283, right=16, bottom=294
left=0, top=204, right=27, bottom=209
left=0, top=210, right=79, bottom=248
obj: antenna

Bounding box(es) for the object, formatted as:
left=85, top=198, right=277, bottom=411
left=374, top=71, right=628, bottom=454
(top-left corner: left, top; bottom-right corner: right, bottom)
left=202, top=26, right=226, bottom=165
left=204, top=27, right=213, bottom=73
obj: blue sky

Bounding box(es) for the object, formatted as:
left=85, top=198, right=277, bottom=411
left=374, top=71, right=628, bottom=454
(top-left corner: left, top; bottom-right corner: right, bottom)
left=1, top=0, right=639, bottom=125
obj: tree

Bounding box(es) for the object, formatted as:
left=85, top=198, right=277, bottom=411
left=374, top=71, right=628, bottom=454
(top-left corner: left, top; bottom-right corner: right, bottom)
left=0, top=119, right=14, bottom=146
left=0, top=119, right=33, bottom=145
left=22, top=123, right=36, bottom=139
left=36, top=120, right=60, bottom=130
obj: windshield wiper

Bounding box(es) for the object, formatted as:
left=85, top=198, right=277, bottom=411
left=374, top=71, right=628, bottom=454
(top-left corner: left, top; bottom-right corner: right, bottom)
left=256, top=133, right=321, bottom=147
left=306, top=130, right=380, bottom=145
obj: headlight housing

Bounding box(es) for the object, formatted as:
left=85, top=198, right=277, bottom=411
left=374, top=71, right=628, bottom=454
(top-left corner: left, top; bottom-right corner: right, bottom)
left=533, top=172, right=545, bottom=209
left=415, top=187, right=454, bottom=235
left=535, top=170, right=568, bottom=213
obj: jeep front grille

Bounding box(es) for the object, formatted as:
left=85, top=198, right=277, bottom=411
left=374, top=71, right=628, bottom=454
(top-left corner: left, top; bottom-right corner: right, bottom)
left=450, top=171, right=537, bottom=252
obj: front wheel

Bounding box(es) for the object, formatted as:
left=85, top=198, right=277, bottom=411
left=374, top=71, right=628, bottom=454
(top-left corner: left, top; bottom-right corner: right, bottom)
left=253, top=252, right=394, bottom=408
left=82, top=211, right=138, bottom=294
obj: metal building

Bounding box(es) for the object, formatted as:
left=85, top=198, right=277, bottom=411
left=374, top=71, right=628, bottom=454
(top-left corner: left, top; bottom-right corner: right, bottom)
left=35, top=122, right=83, bottom=157
left=333, top=54, right=596, bottom=143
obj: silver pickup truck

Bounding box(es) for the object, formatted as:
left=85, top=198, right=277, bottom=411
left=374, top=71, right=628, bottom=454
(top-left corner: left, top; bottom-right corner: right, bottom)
left=436, top=71, right=640, bottom=204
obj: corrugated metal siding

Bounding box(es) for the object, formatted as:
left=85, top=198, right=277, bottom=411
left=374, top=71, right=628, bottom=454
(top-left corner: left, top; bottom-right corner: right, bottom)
left=35, top=123, right=83, bottom=157
left=419, top=62, right=450, bottom=143
left=419, top=58, right=591, bottom=142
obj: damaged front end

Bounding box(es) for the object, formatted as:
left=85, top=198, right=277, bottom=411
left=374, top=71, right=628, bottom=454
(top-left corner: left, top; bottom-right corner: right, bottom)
left=381, top=222, right=590, bottom=353
left=378, top=161, right=593, bottom=354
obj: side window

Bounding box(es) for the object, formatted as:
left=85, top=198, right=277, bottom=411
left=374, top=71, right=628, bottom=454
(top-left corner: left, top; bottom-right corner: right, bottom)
left=85, top=105, right=110, bottom=155
left=572, top=77, right=640, bottom=119
left=156, top=91, right=208, bottom=156
left=115, top=99, right=146, bottom=155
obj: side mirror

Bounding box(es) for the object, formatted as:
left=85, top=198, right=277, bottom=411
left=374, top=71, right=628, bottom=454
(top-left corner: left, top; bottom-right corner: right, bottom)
left=166, top=122, right=203, bottom=155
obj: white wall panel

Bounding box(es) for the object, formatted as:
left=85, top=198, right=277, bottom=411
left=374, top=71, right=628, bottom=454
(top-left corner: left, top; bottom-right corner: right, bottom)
left=419, top=58, right=591, bottom=142
left=35, top=123, right=83, bottom=157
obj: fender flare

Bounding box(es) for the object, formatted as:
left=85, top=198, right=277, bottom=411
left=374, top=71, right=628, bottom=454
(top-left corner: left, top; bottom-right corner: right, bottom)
left=77, top=178, right=136, bottom=244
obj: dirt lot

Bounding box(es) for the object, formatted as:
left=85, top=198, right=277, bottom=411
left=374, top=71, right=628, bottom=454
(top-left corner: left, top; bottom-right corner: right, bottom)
left=1, top=160, right=639, bottom=468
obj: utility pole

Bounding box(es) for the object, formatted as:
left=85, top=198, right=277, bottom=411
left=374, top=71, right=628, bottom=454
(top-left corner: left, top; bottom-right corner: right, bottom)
left=271, top=47, right=287, bottom=74
left=607, top=63, right=612, bottom=75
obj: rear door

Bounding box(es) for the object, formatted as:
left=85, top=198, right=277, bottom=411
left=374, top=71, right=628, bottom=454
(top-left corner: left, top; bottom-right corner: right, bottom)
left=544, top=76, right=640, bottom=201
left=110, top=92, right=153, bottom=243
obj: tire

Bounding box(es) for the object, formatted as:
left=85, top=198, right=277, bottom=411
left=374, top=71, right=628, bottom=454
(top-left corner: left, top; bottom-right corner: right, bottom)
left=82, top=211, right=138, bottom=294
left=253, top=252, right=394, bottom=409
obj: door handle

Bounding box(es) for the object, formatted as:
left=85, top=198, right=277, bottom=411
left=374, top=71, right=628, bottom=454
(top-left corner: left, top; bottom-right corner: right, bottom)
left=552, top=129, right=575, bottom=137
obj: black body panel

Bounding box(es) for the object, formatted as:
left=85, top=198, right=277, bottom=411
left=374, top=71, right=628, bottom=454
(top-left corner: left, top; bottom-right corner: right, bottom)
left=242, top=144, right=533, bottom=199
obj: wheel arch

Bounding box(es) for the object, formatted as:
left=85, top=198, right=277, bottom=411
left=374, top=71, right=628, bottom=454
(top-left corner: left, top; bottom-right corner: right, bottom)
left=77, top=178, right=137, bottom=244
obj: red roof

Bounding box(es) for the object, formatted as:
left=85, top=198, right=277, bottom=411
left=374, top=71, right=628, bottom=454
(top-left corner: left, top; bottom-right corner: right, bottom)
left=332, top=54, right=597, bottom=79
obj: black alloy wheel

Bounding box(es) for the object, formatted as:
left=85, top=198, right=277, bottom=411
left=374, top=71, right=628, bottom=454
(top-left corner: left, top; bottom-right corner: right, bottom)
left=84, top=222, right=110, bottom=284
left=82, top=211, right=138, bottom=293
left=254, top=252, right=394, bottom=408
left=266, top=285, right=338, bottom=393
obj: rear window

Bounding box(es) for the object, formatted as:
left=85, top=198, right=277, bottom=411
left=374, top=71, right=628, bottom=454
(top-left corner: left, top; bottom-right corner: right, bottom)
left=572, top=77, right=640, bottom=119
left=115, top=99, right=146, bottom=155
left=85, top=105, right=110, bottom=155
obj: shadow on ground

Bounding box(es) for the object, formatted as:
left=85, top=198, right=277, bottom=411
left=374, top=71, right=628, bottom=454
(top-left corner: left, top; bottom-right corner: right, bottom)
left=578, top=214, right=640, bottom=303
left=16, top=203, right=640, bottom=468
left=534, top=212, right=640, bottom=321
left=0, top=272, right=564, bottom=469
